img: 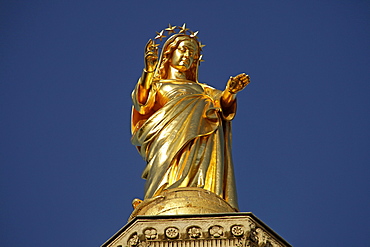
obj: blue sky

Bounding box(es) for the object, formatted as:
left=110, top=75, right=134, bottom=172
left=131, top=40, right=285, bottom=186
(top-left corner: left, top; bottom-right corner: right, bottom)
left=1, top=1, right=369, bottom=246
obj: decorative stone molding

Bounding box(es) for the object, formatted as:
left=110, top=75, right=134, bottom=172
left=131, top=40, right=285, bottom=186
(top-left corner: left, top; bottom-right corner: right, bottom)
left=165, top=227, right=179, bottom=239
left=187, top=226, right=202, bottom=238
left=143, top=228, right=157, bottom=240
left=209, top=225, right=223, bottom=238
left=231, top=225, right=244, bottom=237
left=101, top=213, right=291, bottom=247
left=127, top=233, right=139, bottom=247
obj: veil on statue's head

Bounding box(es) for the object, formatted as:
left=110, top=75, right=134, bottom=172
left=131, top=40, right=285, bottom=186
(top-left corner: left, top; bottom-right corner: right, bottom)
left=152, top=25, right=203, bottom=83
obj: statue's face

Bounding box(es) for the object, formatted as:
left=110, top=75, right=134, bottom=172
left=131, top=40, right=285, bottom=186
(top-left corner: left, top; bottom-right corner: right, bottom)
left=170, top=40, right=198, bottom=72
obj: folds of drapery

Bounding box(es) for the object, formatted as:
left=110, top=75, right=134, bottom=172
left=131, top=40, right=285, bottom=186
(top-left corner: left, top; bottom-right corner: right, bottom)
left=131, top=80, right=239, bottom=210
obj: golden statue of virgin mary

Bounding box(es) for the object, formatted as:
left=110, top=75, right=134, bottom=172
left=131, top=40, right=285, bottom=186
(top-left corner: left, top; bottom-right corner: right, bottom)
left=131, top=24, right=250, bottom=211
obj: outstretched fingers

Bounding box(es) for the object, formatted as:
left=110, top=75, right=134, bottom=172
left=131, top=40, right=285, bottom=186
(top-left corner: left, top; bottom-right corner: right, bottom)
left=227, top=73, right=250, bottom=93
left=144, top=39, right=159, bottom=71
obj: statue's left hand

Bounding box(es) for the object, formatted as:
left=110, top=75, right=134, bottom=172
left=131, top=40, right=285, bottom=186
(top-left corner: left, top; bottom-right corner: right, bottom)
left=226, top=73, right=250, bottom=94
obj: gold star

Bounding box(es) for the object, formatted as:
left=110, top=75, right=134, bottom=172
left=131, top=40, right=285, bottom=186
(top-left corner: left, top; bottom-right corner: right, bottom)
left=178, top=23, right=189, bottom=34
left=190, top=30, right=199, bottom=38
left=199, top=41, right=206, bottom=50
left=199, top=55, right=205, bottom=63
left=154, top=30, right=166, bottom=42
left=165, top=24, right=177, bottom=34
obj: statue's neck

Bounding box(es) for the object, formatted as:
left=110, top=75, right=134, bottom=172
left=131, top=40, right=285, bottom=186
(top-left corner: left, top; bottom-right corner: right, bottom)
left=168, top=66, right=186, bottom=80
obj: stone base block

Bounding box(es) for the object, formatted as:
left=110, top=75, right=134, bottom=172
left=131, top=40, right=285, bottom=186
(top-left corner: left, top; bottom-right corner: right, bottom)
left=101, top=213, right=291, bottom=247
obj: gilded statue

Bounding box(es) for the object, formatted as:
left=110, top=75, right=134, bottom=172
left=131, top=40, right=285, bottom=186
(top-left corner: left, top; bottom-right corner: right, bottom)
left=131, top=24, right=250, bottom=210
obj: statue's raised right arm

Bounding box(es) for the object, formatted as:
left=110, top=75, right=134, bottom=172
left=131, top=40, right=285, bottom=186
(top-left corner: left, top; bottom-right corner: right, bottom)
left=137, top=39, right=158, bottom=105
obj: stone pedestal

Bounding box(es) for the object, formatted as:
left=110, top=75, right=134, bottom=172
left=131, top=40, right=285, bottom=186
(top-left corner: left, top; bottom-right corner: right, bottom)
left=101, top=213, right=291, bottom=247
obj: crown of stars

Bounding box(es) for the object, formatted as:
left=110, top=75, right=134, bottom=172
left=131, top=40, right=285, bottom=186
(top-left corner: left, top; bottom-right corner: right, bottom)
left=153, top=23, right=205, bottom=61
left=154, top=23, right=201, bottom=40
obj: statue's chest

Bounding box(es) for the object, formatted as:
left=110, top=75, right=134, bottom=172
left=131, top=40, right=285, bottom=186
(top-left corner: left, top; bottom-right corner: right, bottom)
left=156, top=83, right=204, bottom=105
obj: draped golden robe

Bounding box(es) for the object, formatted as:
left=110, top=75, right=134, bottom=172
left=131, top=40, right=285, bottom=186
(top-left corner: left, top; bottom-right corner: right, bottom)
left=131, top=79, right=238, bottom=209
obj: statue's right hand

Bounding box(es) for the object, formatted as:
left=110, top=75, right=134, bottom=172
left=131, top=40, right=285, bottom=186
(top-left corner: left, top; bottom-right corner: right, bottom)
left=144, top=39, right=159, bottom=72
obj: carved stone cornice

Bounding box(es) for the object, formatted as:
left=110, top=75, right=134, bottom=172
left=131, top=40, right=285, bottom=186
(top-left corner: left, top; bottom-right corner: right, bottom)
left=101, top=213, right=291, bottom=247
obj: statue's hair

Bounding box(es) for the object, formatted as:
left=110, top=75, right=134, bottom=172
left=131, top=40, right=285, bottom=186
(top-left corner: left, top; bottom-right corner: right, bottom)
left=156, top=35, right=200, bottom=82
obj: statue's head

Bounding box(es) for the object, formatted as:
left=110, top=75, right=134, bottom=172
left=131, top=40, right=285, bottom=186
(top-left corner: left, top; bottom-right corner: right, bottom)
left=153, top=25, right=203, bottom=82
left=158, top=35, right=200, bottom=81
